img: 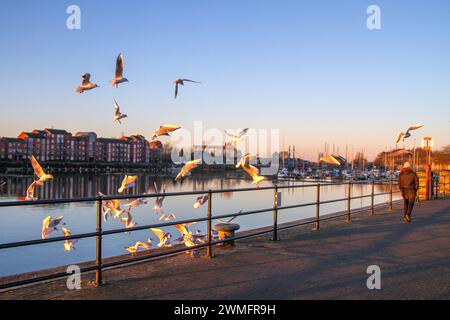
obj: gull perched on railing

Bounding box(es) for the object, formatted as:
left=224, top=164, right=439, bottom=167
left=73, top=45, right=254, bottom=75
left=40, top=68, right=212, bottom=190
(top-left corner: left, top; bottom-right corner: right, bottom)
left=113, top=99, right=128, bottom=124
left=174, top=79, right=201, bottom=99
left=118, top=175, right=138, bottom=194
left=151, top=125, right=181, bottom=140
left=236, top=154, right=266, bottom=185
left=396, top=124, right=424, bottom=143
left=175, top=159, right=201, bottom=181
left=150, top=228, right=172, bottom=248
left=111, top=53, right=129, bottom=87
left=193, top=195, right=208, bottom=209
left=62, top=227, right=78, bottom=253
left=75, top=73, right=99, bottom=93
left=41, top=215, right=64, bottom=239
left=31, top=156, right=53, bottom=186
left=225, top=128, right=249, bottom=146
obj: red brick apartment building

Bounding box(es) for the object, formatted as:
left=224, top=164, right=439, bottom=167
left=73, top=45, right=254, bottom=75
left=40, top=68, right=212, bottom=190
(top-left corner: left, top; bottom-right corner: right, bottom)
left=1, top=129, right=163, bottom=165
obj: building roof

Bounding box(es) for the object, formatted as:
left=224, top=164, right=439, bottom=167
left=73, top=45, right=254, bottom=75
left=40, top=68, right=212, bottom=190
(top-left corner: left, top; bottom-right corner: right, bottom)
left=18, top=132, right=46, bottom=139
left=44, top=129, right=72, bottom=136
left=98, top=138, right=130, bottom=144
left=75, top=132, right=97, bottom=138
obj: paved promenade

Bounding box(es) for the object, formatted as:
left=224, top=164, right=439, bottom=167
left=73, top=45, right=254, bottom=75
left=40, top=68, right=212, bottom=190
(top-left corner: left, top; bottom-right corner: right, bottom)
left=1, top=197, right=450, bottom=300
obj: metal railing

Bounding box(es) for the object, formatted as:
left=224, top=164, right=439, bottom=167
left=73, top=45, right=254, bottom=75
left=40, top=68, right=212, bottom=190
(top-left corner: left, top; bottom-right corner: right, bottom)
left=0, top=176, right=447, bottom=291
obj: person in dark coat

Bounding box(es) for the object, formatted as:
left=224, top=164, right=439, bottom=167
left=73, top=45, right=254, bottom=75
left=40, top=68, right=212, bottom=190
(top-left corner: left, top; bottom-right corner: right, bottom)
left=398, top=162, right=419, bottom=222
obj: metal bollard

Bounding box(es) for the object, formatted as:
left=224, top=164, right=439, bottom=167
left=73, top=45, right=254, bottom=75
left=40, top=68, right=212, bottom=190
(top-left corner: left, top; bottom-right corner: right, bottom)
left=315, top=184, right=320, bottom=230
left=95, top=199, right=103, bottom=286
left=370, top=180, right=375, bottom=216
left=206, top=190, right=214, bottom=258
left=346, top=183, right=352, bottom=223
left=271, top=186, right=279, bottom=241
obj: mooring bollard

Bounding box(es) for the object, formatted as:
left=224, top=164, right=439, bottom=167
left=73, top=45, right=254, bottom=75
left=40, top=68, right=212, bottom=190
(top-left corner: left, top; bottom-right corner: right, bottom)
left=95, top=199, right=103, bottom=286
left=371, top=180, right=375, bottom=216
left=346, top=182, right=352, bottom=223
left=206, top=190, right=213, bottom=258
left=271, top=186, right=279, bottom=241
left=315, top=184, right=320, bottom=230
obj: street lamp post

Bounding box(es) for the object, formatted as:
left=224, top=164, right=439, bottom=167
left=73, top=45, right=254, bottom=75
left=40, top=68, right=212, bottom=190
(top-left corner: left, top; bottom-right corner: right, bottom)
left=421, top=137, right=434, bottom=200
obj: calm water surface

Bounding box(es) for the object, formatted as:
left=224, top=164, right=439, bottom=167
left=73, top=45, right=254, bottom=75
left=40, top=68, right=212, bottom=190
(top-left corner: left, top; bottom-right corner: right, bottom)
left=0, top=173, right=399, bottom=277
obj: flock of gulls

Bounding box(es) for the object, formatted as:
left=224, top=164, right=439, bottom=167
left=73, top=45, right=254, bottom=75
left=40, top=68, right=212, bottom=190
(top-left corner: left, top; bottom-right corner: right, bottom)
left=29, top=53, right=267, bottom=256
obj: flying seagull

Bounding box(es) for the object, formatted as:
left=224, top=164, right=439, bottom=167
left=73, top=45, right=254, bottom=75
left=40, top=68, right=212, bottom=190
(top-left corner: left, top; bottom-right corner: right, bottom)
left=175, top=159, right=201, bottom=181
left=75, top=73, right=99, bottom=93
left=193, top=195, right=208, bottom=209
left=41, top=215, right=64, bottom=239
left=113, top=99, right=128, bottom=124
left=111, top=53, right=129, bottom=87
left=151, top=125, right=181, bottom=140
left=396, top=124, right=424, bottom=143
left=236, top=154, right=266, bottom=185
left=174, top=79, right=201, bottom=99
left=25, top=181, right=38, bottom=201
left=118, top=175, right=138, bottom=194
left=150, top=228, right=172, bottom=248
left=225, top=128, right=249, bottom=146
left=319, top=154, right=341, bottom=166
left=159, top=213, right=176, bottom=221
left=62, top=227, right=78, bottom=253
left=124, top=239, right=152, bottom=255
left=31, top=156, right=53, bottom=185
left=152, top=182, right=165, bottom=212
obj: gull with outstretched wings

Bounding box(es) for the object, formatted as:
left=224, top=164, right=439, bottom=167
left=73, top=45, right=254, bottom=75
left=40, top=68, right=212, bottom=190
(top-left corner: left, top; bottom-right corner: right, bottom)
left=75, top=73, right=99, bottom=93
left=150, top=228, right=172, bottom=248
left=395, top=124, right=424, bottom=143
left=62, top=227, right=78, bottom=253
left=225, top=128, right=249, bottom=146
left=42, top=215, right=64, bottom=239
left=236, top=154, right=266, bottom=185
left=31, top=156, right=53, bottom=185
left=174, top=78, right=201, bottom=99
left=151, top=125, right=181, bottom=140
left=111, top=53, right=129, bottom=87
left=175, top=159, right=201, bottom=181
left=118, top=175, right=137, bottom=194
left=113, top=99, right=128, bottom=124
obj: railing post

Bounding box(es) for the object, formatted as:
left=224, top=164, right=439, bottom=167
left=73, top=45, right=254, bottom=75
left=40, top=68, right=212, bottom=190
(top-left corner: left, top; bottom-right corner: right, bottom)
left=389, top=179, right=393, bottom=211
left=315, top=184, right=320, bottom=230
left=435, top=173, right=439, bottom=199
left=271, top=186, right=279, bottom=241
left=206, top=190, right=214, bottom=258
left=95, top=199, right=103, bottom=286
left=346, top=182, right=352, bottom=223
left=444, top=176, right=447, bottom=197
left=370, top=180, right=375, bottom=216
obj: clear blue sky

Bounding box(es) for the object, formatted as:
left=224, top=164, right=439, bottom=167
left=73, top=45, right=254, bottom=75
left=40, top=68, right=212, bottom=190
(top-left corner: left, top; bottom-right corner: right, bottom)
left=0, top=0, right=449, bottom=160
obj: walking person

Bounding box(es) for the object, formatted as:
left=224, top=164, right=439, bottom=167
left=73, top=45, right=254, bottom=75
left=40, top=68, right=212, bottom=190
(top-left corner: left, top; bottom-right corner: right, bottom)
left=398, top=162, right=419, bottom=222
